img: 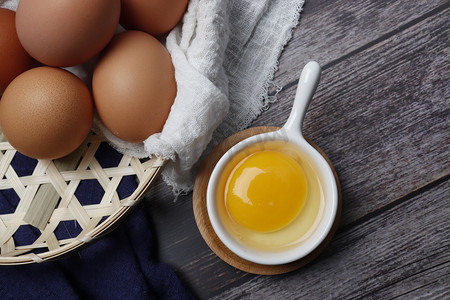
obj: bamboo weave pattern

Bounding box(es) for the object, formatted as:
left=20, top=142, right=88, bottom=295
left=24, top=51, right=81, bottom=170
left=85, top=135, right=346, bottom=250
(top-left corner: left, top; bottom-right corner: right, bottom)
left=0, top=133, right=163, bottom=265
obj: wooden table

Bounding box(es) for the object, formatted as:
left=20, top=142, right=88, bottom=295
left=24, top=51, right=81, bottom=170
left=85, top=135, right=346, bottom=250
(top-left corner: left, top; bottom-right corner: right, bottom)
left=144, top=1, right=450, bottom=298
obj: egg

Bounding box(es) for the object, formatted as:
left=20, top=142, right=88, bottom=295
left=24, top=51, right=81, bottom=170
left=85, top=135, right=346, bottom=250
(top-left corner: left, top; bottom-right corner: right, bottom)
left=0, top=67, right=94, bottom=160
left=92, top=30, right=176, bottom=143
left=15, top=0, right=121, bottom=67
left=216, top=141, right=323, bottom=251
left=120, top=0, right=188, bottom=36
left=225, top=150, right=308, bottom=232
left=0, top=8, right=34, bottom=94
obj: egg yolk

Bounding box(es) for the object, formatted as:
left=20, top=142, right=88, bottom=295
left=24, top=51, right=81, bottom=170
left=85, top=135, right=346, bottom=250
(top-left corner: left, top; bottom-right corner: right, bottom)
left=225, top=150, right=308, bottom=232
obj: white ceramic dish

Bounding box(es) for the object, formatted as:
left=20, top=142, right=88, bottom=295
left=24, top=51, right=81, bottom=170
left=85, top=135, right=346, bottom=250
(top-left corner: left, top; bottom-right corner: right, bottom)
left=206, top=61, right=339, bottom=265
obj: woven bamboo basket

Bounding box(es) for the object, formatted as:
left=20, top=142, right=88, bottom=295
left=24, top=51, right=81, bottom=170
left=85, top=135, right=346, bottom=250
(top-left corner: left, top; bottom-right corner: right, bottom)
left=0, top=131, right=164, bottom=265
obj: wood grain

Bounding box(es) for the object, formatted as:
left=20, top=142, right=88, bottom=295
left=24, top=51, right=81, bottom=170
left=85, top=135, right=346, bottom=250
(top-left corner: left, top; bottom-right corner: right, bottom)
left=143, top=0, right=450, bottom=298
left=274, top=0, right=448, bottom=87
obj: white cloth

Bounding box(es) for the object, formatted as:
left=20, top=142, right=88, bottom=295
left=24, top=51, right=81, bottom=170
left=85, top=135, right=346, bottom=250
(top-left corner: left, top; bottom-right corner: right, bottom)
left=1, top=0, right=305, bottom=194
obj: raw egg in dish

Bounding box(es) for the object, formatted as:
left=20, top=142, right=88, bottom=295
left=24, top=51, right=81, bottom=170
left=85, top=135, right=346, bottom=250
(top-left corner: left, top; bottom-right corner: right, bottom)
left=92, top=30, right=176, bottom=143
left=120, top=0, right=188, bottom=36
left=216, top=141, right=324, bottom=252
left=15, top=0, right=120, bottom=67
left=0, top=8, right=34, bottom=94
left=0, top=67, right=94, bottom=160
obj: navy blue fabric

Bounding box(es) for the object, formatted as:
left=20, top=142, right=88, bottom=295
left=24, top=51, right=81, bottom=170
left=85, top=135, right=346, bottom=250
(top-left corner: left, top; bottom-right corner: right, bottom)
left=0, top=146, right=196, bottom=300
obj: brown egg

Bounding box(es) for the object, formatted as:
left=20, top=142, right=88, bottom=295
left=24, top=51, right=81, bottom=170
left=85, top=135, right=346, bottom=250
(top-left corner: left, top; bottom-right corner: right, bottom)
left=120, top=0, right=188, bottom=36
left=15, top=0, right=121, bottom=67
left=0, top=67, right=94, bottom=160
left=0, top=8, right=34, bottom=94
left=92, top=30, right=176, bottom=143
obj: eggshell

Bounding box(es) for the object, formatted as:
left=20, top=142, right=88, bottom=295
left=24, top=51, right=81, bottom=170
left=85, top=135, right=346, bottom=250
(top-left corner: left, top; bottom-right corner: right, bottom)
left=120, top=0, right=188, bottom=36
left=0, top=8, right=34, bottom=94
left=92, top=30, right=176, bottom=143
left=15, top=0, right=121, bottom=67
left=0, top=67, right=94, bottom=160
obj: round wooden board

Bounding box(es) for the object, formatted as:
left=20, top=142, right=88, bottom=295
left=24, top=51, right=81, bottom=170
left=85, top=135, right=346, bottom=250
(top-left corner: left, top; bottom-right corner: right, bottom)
left=193, top=126, right=342, bottom=275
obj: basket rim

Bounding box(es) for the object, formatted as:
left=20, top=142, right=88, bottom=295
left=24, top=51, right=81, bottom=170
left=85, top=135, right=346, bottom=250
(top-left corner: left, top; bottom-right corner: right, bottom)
left=0, top=150, right=164, bottom=265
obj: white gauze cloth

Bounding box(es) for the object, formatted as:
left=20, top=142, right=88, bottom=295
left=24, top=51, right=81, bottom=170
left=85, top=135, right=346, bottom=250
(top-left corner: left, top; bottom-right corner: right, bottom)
left=1, top=0, right=305, bottom=194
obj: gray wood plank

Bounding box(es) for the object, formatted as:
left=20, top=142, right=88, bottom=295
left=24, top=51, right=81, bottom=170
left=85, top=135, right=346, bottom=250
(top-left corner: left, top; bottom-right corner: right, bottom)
left=273, top=0, right=448, bottom=89
left=211, top=179, right=450, bottom=300
left=365, top=262, right=450, bottom=300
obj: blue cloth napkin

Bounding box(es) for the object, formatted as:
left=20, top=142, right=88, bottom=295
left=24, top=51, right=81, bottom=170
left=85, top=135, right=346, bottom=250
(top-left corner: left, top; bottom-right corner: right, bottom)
left=0, top=145, right=196, bottom=300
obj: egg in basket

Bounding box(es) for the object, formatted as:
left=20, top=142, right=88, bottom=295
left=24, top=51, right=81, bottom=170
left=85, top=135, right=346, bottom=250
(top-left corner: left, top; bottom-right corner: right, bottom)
left=0, top=0, right=188, bottom=264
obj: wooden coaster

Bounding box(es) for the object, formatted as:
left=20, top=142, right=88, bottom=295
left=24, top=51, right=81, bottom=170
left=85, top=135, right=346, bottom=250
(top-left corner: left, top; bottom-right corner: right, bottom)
left=193, top=126, right=342, bottom=275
